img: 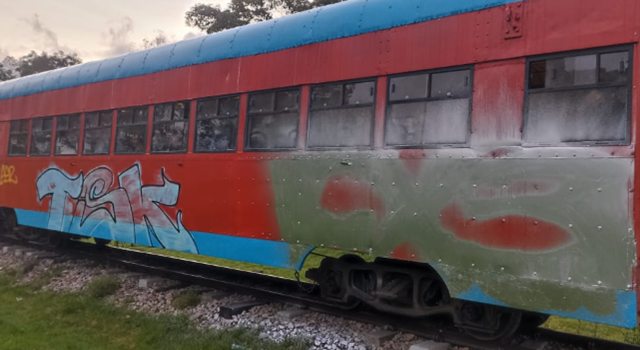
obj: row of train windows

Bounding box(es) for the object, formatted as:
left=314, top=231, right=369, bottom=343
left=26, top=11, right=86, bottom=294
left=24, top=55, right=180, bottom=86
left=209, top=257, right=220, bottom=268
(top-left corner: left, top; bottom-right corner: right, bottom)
left=6, top=47, right=632, bottom=156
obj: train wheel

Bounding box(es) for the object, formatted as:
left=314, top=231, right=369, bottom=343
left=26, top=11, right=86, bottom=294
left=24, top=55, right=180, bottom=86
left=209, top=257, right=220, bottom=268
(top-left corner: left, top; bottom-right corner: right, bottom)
left=94, top=238, right=111, bottom=248
left=0, top=209, right=17, bottom=236
left=456, top=302, right=522, bottom=342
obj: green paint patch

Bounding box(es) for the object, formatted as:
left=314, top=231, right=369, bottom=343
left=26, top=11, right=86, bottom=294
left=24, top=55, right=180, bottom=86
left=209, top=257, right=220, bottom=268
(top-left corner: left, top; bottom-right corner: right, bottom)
left=544, top=317, right=640, bottom=345
left=0, top=273, right=308, bottom=350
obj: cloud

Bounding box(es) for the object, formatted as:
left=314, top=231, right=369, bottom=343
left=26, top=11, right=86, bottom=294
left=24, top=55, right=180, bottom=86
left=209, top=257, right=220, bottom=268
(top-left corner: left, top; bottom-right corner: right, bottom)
left=103, top=16, right=136, bottom=56
left=183, top=31, right=205, bottom=40
left=22, top=14, right=60, bottom=51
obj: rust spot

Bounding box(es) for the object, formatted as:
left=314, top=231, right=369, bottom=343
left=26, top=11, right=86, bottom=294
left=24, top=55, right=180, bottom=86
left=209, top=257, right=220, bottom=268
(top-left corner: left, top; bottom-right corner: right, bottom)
left=320, top=175, right=385, bottom=220
left=399, top=149, right=426, bottom=177
left=440, top=203, right=572, bottom=251
left=390, top=242, right=420, bottom=261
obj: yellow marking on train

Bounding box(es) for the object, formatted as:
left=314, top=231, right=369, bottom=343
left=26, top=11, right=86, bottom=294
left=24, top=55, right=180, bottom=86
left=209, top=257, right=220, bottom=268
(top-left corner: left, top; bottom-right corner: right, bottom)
left=0, top=165, right=18, bottom=186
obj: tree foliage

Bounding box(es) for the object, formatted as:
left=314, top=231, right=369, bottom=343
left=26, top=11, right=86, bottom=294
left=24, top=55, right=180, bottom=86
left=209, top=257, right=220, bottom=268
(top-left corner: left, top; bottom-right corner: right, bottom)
left=186, top=0, right=345, bottom=34
left=16, top=51, right=82, bottom=78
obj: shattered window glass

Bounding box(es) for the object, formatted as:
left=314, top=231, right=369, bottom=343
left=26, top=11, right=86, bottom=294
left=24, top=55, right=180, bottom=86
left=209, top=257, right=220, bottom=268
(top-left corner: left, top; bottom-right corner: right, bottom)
left=152, top=102, right=190, bottom=153
left=30, top=117, right=53, bottom=156
left=386, top=69, right=471, bottom=147
left=55, top=114, right=80, bottom=155
left=195, top=96, right=239, bottom=153
left=309, top=80, right=376, bottom=148
left=116, top=106, right=148, bottom=154
left=247, top=89, right=300, bottom=150
left=8, top=119, right=29, bottom=156
left=84, top=111, right=113, bottom=155
left=526, top=48, right=631, bottom=144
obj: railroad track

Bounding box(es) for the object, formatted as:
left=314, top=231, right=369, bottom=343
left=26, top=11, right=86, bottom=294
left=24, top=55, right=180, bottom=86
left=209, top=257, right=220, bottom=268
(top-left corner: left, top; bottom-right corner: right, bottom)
left=1, top=233, right=638, bottom=350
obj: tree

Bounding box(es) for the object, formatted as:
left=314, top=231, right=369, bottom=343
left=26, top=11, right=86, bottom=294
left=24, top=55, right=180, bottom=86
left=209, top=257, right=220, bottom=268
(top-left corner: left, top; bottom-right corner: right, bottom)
left=0, top=56, right=18, bottom=82
left=186, top=0, right=345, bottom=34
left=16, top=50, right=82, bottom=78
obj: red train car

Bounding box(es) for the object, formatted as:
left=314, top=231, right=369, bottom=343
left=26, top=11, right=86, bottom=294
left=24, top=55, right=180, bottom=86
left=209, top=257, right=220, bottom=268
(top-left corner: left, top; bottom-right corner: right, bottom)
left=0, top=0, right=639, bottom=339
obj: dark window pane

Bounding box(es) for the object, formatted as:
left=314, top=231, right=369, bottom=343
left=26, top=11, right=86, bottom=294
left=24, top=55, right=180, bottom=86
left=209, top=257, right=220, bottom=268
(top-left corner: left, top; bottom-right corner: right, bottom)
left=30, top=133, right=52, bottom=155
left=431, top=70, right=471, bottom=99
left=526, top=87, right=628, bottom=143
left=195, top=118, right=237, bottom=152
left=9, top=135, right=27, bottom=156
left=275, top=90, right=299, bottom=112
left=600, top=52, right=630, bottom=84
left=173, top=102, right=188, bottom=120
left=529, top=60, right=546, bottom=89
left=57, top=116, right=69, bottom=130
left=219, top=96, right=239, bottom=116
left=311, top=84, right=342, bottom=109
left=68, top=115, right=80, bottom=130
left=99, top=112, right=112, bottom=126
left=84, top=128, right=111, bottom=154
left=154, top=104, right=172, bottom=122
left=85, top=113, right=99, bottom=128
left=152, top=121, right=188, bottom=153
left=134, top=108, right=148, bottom=124
left=344, top=81, right=375, bottom=105
left=197, top=99, right=218, bottom=119
left=389, top=74, right=429, bottom=101
left=248, top=113, right=298, bottom=149
left=249, top=92, right=275, bottom=113
left=116, top=125, right=147, bottom=154
left=42, top=118, right=52, bottom=131
left=118, top=109, right=134, bottom=125
left=55, top=130, right=79, bottom=155
left=308, top=107, right=374, bottom=147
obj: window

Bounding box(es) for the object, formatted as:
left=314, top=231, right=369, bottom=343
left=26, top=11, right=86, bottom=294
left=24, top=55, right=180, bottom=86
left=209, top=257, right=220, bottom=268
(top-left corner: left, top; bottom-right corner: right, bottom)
left=386, top=69, right=471, bottom=147
left=30, top=117, right=53, bottom=156
left=55, top=115, right=80, bottom=155
left=195, top=96, right=239, bottom=152
left=247, top=89, right=299, bottom=150
left=84, top=111, right=113, bottom=155
left=8, top=120, right=29, bottom=156
left=152, top=101, right=189, bottom=153
left=308, top=80, right=375, bottom=148
left=525, top=48, right=632, bottom=144
left=116, top=106, right=148, bottom=154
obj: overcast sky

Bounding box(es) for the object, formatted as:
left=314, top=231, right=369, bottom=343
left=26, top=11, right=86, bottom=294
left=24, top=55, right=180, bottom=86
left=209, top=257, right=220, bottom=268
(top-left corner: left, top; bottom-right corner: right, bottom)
left=0, top=0, right=231, bottom=62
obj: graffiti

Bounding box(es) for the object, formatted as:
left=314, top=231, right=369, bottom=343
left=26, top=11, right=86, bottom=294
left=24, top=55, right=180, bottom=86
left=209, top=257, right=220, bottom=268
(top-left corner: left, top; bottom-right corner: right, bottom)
left=36, top=163, right=198, bottom=253
left=0, top=165, right=18, bottom=186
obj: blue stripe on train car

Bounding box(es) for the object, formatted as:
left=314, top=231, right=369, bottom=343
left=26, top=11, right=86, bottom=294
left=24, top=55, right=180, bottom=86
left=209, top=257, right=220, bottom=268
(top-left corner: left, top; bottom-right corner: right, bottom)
left=457, top=284, right=638, bottom=328
left=0, top=0, right=521, bottom=100
left=14, top=209, right=303, bottom=270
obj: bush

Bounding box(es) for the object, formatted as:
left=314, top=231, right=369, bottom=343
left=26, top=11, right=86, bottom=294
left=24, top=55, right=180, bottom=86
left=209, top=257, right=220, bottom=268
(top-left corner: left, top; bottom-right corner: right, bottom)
left=86, top=275, right=121, bottom=299
left=171, top=290, right=201, bottom=310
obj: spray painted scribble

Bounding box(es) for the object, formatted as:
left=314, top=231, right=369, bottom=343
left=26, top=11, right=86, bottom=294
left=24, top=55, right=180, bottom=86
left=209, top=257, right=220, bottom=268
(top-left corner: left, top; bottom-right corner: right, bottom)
left=0, top=165, right=18, bottom=186
left=36, top=163, right=197, bottom=253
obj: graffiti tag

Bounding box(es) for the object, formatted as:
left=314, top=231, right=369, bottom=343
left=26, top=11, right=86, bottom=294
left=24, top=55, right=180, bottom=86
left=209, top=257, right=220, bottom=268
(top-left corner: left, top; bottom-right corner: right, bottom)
left=0, top=165, right=18, bottom=186
left=36, top=163, right=198, bottom=253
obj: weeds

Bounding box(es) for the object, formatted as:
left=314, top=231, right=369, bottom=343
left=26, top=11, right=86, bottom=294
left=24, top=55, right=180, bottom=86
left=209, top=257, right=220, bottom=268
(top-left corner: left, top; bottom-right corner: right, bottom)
left=171, top=290, right=201, bottom=310
left=86, top=275, right=121, bottom=299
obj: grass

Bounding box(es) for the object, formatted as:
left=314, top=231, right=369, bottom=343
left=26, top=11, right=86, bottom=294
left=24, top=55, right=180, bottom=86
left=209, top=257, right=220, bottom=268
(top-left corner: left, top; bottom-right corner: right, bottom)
left=0, top=272, right=308, bottom=350
left=86, top=275, right=121, bottom=299
left=172, top=290, right=201, bottom=310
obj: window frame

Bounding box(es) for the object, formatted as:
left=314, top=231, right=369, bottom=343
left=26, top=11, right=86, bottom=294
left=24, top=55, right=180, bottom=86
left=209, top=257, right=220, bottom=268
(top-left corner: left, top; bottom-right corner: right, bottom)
left=150, top=101, right=191, bottom=154
left=115, top=105, right=149, bottom=155
left=384, top=65, right=474, bottom=149
left=193, top=94, right=241, bottom=154
left=307, top=77, right=377, bottom=150
left=523, top=45, right=634, bottom=147
left=245, top=87, right=301, bottom=152
left=29, top=116, right=54, bottom=157
left=54, top=114, right=81, bottom=156
left=8, top=119, right=30, bottom=157
left=83, top=110, right=114, bottom=156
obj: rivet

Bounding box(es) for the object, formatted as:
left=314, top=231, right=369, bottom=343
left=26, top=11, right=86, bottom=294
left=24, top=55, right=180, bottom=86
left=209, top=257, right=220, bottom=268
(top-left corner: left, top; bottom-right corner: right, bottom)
left=597, top=281, right=602, bottom=285
left=627, top=284, right=633, bottom=289
left=533, top=272, right=538, bottom=276
left=500, top=267, right=505, bottom=272
left=473, top=184, right=478, bottom=188
left=438, top=259, right=442, bottom=263
left=297, top=221, right=301, bottom=225
left=569, top=224, right=574, bottom=228
left=413, top=212, right=418, bottom=216
left=597, top=188, right=602, bottom=192
left=533, top=221, right=539, bottom=225
left=472, top=217, right=477, bottom=221
left=298, top=192, right=302, bottom=196
left=501, top=218, right=507, bottom=223
left=392, top=182, right=396, bottom=186
left=439, top=183, right=444, bottom=187
left=471, top=263, right=475, bottom=267
left=415, top=182, right=420, bottom=187
left=296, top=240, right=300, bottom=244
left=502, top=185, right=508, bottom=189
left=569, top=187, right=574, bottom=191
left=320, top=244, right=325, bottom=248
left=567, top=277, right=572, bottom=281
left=298, top=178, right=303, bottom=182
left=390, top=210, right=395, bottom=215
left=597, top=225, right=603, bottom=230
left=371, top=182, right=375, bottom=186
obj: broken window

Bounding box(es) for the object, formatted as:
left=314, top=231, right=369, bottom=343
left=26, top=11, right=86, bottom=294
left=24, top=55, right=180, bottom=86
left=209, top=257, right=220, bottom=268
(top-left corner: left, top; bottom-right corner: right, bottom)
left=55, top=114, right=80, bottom=155
left=247, top=89, right=300, bottom=150
left=526, top=48, right=631, bottom=144
left=195, top=96, right=239, bottom=152
left=8, top=119, right=29, bottom=156
left=116, top=106, right=148, bottom=154
left=309, top=80, right=375, bottom=148
left=84, top=111, right=113, bottom=155
left=152, top=102, right=190, bottom=153
left=30, top=117, right=53, bottom=156
left=386, top=69, right=471, bottom=147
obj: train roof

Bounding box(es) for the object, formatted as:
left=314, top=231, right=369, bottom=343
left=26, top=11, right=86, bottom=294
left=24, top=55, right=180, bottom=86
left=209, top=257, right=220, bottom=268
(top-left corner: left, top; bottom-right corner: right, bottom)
left=0, top=0, right=519, bottom=101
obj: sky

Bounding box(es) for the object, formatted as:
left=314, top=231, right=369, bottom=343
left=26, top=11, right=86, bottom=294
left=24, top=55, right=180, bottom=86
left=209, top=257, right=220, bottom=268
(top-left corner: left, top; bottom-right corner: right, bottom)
left=0, top=0, right=231, bottom=62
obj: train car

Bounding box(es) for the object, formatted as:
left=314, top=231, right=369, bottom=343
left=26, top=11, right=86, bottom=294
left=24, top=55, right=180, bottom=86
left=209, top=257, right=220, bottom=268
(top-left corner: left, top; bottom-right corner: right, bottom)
left=0, top=0, right=639, bottom=340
